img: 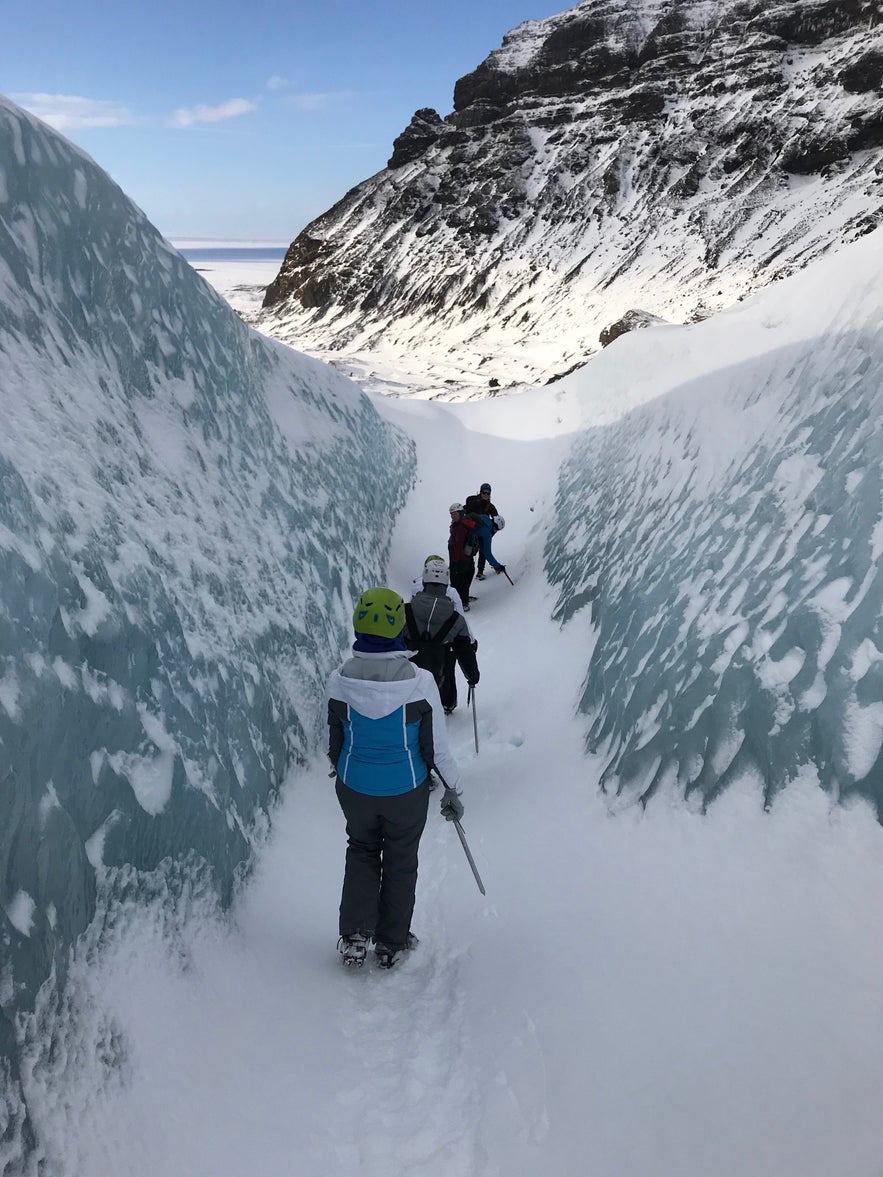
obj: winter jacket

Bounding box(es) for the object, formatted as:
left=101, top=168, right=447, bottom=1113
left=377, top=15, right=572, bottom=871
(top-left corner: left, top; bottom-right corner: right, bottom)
left=464, top=493, right=498, bottom=519
left=409, top=579, right=466, bottom=614
left=409, top=579, right=475, bottom=641
left=448, top=515, right=479, bottom=564
left=326, top=650, right=460, bottom=796
left=407, top=582, right=473, bottom=643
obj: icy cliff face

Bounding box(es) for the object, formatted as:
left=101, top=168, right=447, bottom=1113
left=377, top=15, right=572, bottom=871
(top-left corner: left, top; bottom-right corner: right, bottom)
left=0, top=97, right=412, bottom=1165
left=258, top=0, right=883, bottom=390
left=547, top=226, right=883, bottom=815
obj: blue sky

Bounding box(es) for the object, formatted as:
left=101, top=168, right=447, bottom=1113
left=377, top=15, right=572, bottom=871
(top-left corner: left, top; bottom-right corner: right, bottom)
left=5, top=0, right=570, bottom=241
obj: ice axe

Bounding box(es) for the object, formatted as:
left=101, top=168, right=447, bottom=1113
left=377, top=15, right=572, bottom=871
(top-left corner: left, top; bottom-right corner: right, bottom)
left=453, top=819, right=486, bottom=896
left=432, top=766, right=486, bottom=895
left=467, top=684, right=479, bottom=754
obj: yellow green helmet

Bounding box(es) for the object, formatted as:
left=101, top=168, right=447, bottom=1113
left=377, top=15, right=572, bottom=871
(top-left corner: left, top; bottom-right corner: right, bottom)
left=353, top=586, right=405, bottom=637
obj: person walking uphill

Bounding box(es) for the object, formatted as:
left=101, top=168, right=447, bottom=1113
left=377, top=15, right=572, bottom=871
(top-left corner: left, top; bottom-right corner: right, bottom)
left=326, top=586, right=464, bottom=969
left=471, top=513, right=507, bottom=578
left=448, top=503, right=480, bottom=610
left=407, top=557, right=480, bottom=715
left=464, top=483, right=499, bottom=579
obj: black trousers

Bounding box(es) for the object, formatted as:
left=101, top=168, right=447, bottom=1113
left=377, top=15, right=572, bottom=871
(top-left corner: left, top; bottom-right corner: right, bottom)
left=335, top=778, right=430, bottom=950
left=450, top=559, right=475, bottom=608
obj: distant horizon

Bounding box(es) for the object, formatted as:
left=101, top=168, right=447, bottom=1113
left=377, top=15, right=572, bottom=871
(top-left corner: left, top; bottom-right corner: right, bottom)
left=7, top=1, right=571, bottom=239
left=170, top=237, right=291, bottom=248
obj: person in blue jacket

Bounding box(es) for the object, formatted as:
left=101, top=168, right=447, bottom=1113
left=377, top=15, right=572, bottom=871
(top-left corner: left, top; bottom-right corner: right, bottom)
left=471, top=513, right=507, bottom=576
left=326, top=586, right=464, bottom=968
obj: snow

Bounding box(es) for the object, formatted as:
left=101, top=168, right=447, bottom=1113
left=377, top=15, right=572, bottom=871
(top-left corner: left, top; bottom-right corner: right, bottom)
left=5, top=891, right=37, bottom=937
left=254, top=6, right=883, bottom=392
left=4, top=89, right=883, bottom=1177
left=15, top=245, right=883, bottom=1177
left=179, top=252, right=281, bottom=317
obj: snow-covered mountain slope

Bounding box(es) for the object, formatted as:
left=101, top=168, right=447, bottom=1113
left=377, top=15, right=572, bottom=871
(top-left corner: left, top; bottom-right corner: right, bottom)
left=0, top=96, right=412, bottom=1167
left=256, top=0, right=883, bottom=391
left=547, top=223, right=883, bottom=814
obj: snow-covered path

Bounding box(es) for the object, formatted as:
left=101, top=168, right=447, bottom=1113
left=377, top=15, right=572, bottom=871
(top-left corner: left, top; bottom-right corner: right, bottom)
left=36, top=382, right=883, bottom=1177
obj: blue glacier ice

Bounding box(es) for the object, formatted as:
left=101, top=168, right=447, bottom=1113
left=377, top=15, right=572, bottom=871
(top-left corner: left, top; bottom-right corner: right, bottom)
left=547, top=234, right=883, bottom=816
left=0, top=97, right=413, bottom=1165
left=5, top=83, right=883, bottom=1176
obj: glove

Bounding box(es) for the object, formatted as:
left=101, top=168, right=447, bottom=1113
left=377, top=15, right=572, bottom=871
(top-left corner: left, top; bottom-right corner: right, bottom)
left=440, top=788, right=464, bottom=822
left=471, top=639, right=478, bottom=652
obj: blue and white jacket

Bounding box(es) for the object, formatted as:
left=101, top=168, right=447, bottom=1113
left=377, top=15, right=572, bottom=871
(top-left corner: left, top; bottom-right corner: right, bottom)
left=326, top=650, right=461, bottom=796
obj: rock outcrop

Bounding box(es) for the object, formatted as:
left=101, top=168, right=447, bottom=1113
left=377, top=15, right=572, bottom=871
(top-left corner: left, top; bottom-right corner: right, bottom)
left=258, top=0, right=883, bottom=389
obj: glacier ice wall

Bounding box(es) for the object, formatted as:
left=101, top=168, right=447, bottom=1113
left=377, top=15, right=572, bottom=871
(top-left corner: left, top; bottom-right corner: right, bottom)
left=0, top=97, right=413, bottom=1166
left=547, top=229, right=883, bottom=816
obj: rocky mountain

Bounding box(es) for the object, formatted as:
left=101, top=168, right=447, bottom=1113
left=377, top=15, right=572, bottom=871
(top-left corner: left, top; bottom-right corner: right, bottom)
left=257, top=0, right=883, bottom=391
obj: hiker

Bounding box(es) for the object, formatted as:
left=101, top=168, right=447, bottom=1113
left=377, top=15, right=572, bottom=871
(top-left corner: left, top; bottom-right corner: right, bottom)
left=448, top=502, right=480, bottom=609
left=326, top=586, right=464, bottom=969
left=410, top=553, right=470, bottom=622
left=471, top=513, right=507, bottom=578
left=464, top=482, right=499, bottom=579
left=406, top=557, right=480, bottom=715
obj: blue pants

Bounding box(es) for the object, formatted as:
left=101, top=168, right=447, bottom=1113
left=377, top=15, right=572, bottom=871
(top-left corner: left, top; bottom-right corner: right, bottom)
left=475, top=525, right=502, bottom=571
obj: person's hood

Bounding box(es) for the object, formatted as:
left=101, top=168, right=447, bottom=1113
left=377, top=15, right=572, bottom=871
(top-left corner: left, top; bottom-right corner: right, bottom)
left=329, top=652, right=419, bottom=721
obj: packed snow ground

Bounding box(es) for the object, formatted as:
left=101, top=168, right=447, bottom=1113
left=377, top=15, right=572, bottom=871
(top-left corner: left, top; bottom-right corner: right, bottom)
left=33, top=256, right=883, bottom=1177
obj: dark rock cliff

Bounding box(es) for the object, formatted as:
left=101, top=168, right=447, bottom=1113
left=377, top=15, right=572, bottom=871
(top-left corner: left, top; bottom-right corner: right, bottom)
left=260, top=0, right=883, bottom=388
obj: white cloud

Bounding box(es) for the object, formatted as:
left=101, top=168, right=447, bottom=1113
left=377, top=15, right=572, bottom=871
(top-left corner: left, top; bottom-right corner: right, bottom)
left=169, top=98, right=258, bottom=129
left=12, top=93, right=139, bottom=131
left=266, top=75, right=290, bottom=91
left=287, top=91, right=357, bottom=112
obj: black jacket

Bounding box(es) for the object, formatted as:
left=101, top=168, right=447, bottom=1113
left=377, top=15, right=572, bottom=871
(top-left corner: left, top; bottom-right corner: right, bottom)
left=464, top=493, right=498, bottom=518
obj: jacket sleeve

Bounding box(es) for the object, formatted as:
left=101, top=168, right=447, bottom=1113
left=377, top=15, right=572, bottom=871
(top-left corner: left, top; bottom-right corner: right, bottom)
left=326, top=675, right=346, bottom=770
left=452, top=634, right=479, bottom=685
left=414, top=667, right=461, bottom=791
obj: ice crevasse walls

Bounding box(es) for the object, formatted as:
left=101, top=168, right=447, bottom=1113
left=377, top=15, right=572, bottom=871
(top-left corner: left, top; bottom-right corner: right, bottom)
left=547, top=236, right=883, bottom=816
left=0, top=95, right=414, bottom=1159
left=5, top=80, right=883, bottom=1166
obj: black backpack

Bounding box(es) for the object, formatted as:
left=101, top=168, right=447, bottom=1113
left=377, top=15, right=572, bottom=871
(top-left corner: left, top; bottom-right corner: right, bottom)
left=404, top=603, right=459, bottom=685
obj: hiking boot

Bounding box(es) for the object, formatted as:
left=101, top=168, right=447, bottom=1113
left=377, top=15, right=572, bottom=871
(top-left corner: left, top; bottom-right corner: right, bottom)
left=494, top=565, right=506, bottom=575
left=476, top=572, right=486, bottom=580
left=338, top=933, right=370, bottom=967
left=374, top=932, right=419, bottom=969
left=444, top=704, right=456, bottom=715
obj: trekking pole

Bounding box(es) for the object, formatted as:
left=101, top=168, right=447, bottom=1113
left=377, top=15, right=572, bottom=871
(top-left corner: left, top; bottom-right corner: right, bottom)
left=502, top=568, right=515, bottom=586
left=453, top=819, right=486, bottom=895
left=432, top=766, right=486, bottom=895
left=467, top=684, right=479, bottom=755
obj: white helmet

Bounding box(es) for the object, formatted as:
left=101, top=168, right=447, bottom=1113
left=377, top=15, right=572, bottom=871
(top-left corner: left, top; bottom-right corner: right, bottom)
left=493, top=515, right=505, bottom=530
left=422, top=557, right=449, bottom=585
left=449, top=502, right=464, bottom=513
